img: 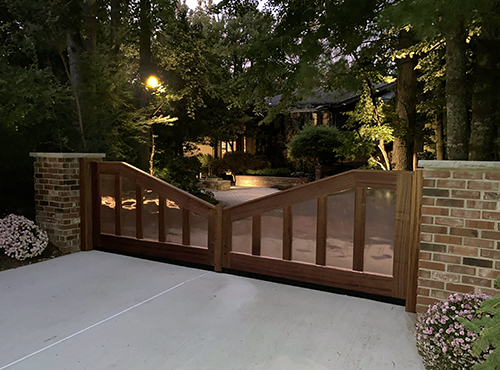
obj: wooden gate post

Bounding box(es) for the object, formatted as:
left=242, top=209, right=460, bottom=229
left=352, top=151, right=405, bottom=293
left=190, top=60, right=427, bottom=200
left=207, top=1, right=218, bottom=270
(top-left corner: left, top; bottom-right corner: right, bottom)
left=212, top=204, right=224, bottom=272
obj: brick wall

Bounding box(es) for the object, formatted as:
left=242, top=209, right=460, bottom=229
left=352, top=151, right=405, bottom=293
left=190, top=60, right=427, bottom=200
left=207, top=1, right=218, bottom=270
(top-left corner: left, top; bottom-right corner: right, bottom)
left=417, top=160, right=500, bottom=313
left=30, top=153, right=105, bottom=254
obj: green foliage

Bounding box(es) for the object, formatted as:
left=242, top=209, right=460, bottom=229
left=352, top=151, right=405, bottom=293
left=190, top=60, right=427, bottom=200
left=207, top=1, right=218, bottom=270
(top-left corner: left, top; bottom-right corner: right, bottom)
left=246, top=168, right=293, bottom=177
left=287, top=125, right=343, bottom=167
left=459, top=277, right=500, bottom=370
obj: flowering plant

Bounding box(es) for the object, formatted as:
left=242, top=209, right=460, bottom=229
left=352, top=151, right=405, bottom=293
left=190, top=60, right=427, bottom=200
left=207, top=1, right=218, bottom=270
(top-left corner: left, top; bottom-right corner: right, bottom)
left=0, top=214, right=49, bottom=261
left=416, top=292, right=494, bottom=369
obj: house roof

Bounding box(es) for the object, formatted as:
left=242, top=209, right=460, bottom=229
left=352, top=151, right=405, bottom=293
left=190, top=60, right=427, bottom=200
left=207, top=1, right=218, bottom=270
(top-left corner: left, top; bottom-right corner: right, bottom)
left=267, top=82, right=395, bottom=111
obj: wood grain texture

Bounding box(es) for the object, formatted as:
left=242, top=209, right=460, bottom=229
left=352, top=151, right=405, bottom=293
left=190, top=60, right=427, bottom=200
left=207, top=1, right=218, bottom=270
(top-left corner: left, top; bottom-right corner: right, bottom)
left=316, top=196, right=327, bottom=266
left=283, top=206, right=293, bottom=260
left=353, top=187, right=366, bottom=272
left=135, top=184, right=143, bottom=240
left=252, top=215, right=261, bottom=256
left=392, top=172, right=414, bottom=299
left=79, top=158, right=93, bottom=251
left=229, top=253, right=393, bottom=297
left=97, top=162, right=214, bottom=217
left=158, top=195, right=166, bottom=243
left=97, top=234, right=211, bottom=266
left=212, top=205, right=224, bottom=272
left=222, top=210, right=232, bottom=269
left=182, top=208, right=190, bottom=246
left=91, top=161, right=101, bottom=248
left=406, top=170, right=422, bottom=312
left=114, top=175, right=122, bottom=236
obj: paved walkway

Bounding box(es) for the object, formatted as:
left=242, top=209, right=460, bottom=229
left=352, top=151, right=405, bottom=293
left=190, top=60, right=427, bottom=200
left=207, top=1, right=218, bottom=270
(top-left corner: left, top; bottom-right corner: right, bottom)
left=0, top=251, right=424, bottom=370
left=211, top=187, right=280, bottom=207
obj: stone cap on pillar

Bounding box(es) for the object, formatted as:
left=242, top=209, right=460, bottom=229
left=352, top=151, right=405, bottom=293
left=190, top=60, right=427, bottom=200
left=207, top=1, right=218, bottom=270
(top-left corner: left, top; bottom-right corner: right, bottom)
left=418, top=160, right=500, bottom=170
left=30, top=152, right=106, bottom=159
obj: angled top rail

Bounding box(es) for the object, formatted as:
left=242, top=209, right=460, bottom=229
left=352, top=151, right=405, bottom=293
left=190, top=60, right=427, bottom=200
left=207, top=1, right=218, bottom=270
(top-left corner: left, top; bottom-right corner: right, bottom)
left=227, top=169, right=401, bottom=221
left=96, top=161, right=215, bottom=217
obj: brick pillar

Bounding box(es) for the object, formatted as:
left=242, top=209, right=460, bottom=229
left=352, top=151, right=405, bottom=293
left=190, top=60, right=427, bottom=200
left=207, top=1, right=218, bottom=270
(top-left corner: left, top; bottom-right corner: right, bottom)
left=30, top=153, right=105, bottom=254
left=416, top=160, right=500, bottom=313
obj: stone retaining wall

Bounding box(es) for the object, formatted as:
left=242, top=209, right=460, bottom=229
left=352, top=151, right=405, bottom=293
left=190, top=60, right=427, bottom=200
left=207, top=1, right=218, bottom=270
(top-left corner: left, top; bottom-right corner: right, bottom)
left=417, top=160, right=500, bottom=313
left=30, top=153, right=105, bottom=254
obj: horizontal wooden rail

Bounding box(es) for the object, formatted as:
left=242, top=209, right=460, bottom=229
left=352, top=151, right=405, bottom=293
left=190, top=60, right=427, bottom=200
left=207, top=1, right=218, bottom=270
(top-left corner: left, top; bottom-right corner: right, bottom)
left=97, top=162, right=214, bottom=217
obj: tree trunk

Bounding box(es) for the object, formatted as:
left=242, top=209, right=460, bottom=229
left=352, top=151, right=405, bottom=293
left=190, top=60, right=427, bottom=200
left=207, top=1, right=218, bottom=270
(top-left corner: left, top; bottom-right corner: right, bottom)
left=82, top=0, right=98, bottom=52
left=393, top=30, right=418, bottom=170
left=435, top=111, right=445, bottom=160
left=444, top=21, right=469, bottom=160
left=137, top=0, right=153, bottom=172
left=469, top=30, right=498, bottom=160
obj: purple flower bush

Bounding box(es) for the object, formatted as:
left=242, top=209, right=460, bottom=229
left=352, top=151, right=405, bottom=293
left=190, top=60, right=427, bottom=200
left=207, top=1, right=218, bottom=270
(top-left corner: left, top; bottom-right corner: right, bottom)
left=0, top=214, right=49, bottom=261
left=416, top=293, right=494, bottom=369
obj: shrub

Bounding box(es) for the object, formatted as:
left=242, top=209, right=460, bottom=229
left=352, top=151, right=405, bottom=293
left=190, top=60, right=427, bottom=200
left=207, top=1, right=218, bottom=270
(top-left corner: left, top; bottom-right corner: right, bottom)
left=0, top=214, right=49, bottom=261
left=416, top=292, right=494, bottom=370
left=287, top=125, right=343, bottom=166
left=246, top=168, right=293, bottom=177
left=222, top=151, right=269, bottom=175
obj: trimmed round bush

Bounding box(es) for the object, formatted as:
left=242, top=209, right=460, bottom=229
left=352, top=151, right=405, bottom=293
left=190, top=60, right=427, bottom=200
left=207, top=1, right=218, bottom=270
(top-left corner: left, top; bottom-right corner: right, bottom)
left=0, top=214, right=49, bottom=261
left=416, top=292, right=494, bottom=369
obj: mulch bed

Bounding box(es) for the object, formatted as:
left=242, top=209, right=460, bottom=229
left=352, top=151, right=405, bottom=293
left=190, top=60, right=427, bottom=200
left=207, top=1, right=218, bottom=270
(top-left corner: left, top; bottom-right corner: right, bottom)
left=0, top=243, right=64, bottom=272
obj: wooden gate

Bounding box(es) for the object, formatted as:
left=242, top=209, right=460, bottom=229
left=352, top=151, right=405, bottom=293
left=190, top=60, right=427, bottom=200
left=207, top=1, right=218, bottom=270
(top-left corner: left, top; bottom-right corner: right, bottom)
left=90, top=162, right=421, bottom=311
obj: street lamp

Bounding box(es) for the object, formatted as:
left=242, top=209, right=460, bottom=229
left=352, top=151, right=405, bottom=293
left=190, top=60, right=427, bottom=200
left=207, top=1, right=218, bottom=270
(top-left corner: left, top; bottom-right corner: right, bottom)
left=146, top=75, right=159, bottom=89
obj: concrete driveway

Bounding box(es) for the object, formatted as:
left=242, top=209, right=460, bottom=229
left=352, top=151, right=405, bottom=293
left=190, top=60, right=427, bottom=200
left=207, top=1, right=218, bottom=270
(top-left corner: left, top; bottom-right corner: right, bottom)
left=0, top=251, right=424, bottom=370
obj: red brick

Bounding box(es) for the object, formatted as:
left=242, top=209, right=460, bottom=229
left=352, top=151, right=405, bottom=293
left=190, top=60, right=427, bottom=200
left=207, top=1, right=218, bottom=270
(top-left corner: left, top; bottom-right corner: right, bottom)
left=433, top=253, right=461, bottom=264
left=424, top=170, right=450, bottom=179
left=436, top=217, right=464, bottom=228
left=496, top=261, right=500, bottom=270
left=421, top=215, right=434, bottom=225
left=423, top=179, right=436, bottom=187
left=449, top=245, right=478, bottom=256
left=485, top=172, right=500, bottom=181
left=463, top=238, right=495, bottom=249
left=450, top=228, right=478, bottom=238
left=467, top=200, right=497, bottom=210
left=437, top=199, right=464, bottom=208
left=477, top=287, right=500, bottom=297
left=480, top=249, right=500, bottom=259
left=417, top=287, right=430, bottom=296
left=422, top=206, right=450, bottom=216
left=420, top=233, right=433, bottom=242
left=419, top=261, right=446, bottom=271
left=466, top=220, right=495, bottom=230
left=434, top=235, right=462, bottom=245
left=446, top=283, right=475, bottom=294
left=417, top=296, right=440, bottom=307
left=419, top=269, right=431, bottom=278
left=420, top=251, right=432, bottom=261
left=437, top=179, right=466, bottom=189
left=431, top=289, right=454, bottom=299
left=421, top=225, right=448, bottom=234
left=468, top=181, right=499, bottom=191
left=421, top=197, right=435, bottom=206
left=482, top=211, right=500, bottom=221
left=462, top=276, right=492, bottom=287
left=419, top=278, right=445, bottom=289
left=478, top=269, right=500, bottom=279
left=453, top=171, right=483, bottom=180
left=451, top=190, right=481, bottom=199
left=448, top=264, right=476, bottom=275
left=482, top=230, right=500, bottom=240
left=431, top=271, right=461, bottom=283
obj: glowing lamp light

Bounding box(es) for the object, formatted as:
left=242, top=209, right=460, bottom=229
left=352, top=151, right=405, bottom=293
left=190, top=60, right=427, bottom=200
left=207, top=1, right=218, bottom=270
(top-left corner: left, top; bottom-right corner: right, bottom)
left=147, top=76, right=159, bottom=88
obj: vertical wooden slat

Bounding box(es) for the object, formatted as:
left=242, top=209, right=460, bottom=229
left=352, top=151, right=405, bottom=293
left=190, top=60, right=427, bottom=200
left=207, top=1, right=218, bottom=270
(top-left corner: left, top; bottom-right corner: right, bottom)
left=392, top=172, right=414, bottom=299
left=316, top=196, right=327, bottom=266
left=158, top=195, right=166, bottom=242
left=283, top=205, right=293, bottom=260
left=115, top=175, right=122, bottom=236
left=252, top=215, right=261, bottom=256
left=213, top=205, right=223, bottom=272
left=222, top=210, right=232, bottom=269
left=91, top=162, right=101, bottom=247
left=182, top=208, right=190, bottom=245
left=79, top=158, right=93, bottom=251
left=353, top=187, right=366, bottom=272
left=406, top=170, right=423, bottom=312
left=136, top=184, right=143, bottom=239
